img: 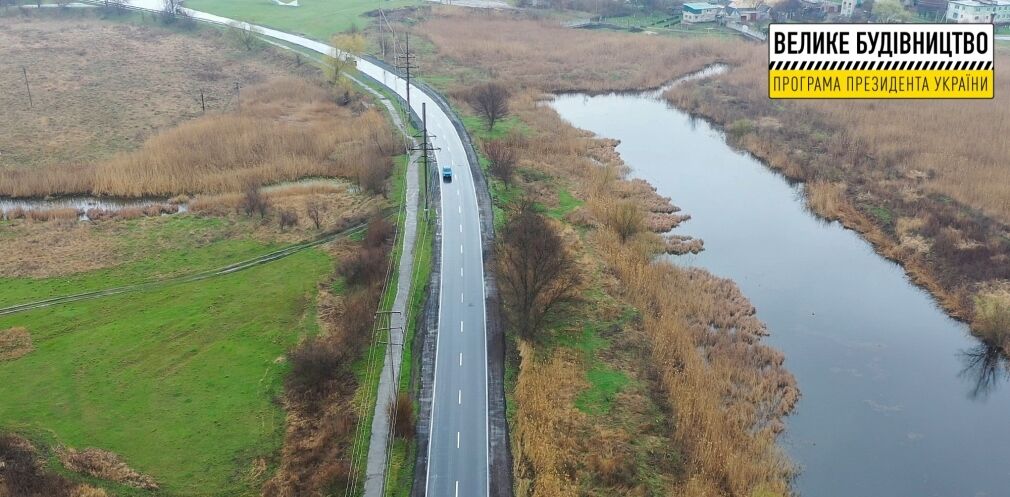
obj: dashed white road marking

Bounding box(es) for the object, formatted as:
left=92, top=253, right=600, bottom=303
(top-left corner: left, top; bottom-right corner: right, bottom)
left=459, top=224, right=463, bottom=233
left=455, top=481, right=459, bottom=497
left=460, top=244, right=463, bottom=254
left=458, top=389, right=462, bottom=405
left=457, top=431, right=461, bottom=448
left=460, top=267, right=463, bottom=277
left=459, top=352, right=463, bottom=366
left=460, top=321, right=464, bottom=333
left=458, top=205, right=462, bottom=214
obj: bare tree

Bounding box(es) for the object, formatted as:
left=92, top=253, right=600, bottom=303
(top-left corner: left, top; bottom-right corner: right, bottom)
left=468, top=83, right=511, bottom=131
left=105, top=0, right=128, bottom=14
left=305, top=199, right=325, bottom=229
left=242, top=186, right=270, bottom=219
left=482, top=138, right=519, bottom=186
left=279, top=210, right=299, bottom=230
left=228, top=22, right=263, bottom=51
left=496, top=200, right=581, bottom=340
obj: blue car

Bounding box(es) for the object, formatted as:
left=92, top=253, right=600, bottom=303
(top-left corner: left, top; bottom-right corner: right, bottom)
left=442, top=165, right=453, bottom=181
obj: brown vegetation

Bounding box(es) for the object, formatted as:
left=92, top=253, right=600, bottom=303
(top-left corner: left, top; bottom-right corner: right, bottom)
left=58, top=447, right=158, bottom=490
left=0, top=77, right=399, bottom=198
left=482, top=138, right=519, bottom=186
left=0, top=434, right=109, bottom=497
left=266, top=213, right=394, bottom=495
left=666, top=44, right=1010, bottom=341
left=389, top=391, right=415, bottom=440
left=0, top=15, right=299, bottom=171
left=412, top=7, right=741, bottom=93
left=0, top=327, right=33, bottom=361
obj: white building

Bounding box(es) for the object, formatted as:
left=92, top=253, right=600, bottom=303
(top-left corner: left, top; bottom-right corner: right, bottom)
left=682, top=2, right=723, bottom=23
left=946, top=0, right=1010, bottom=23
left=841, top=0, right=856, bottom=16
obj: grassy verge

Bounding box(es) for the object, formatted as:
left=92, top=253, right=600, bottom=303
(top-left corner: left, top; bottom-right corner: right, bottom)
left=0, top=233, right=331, bottom=496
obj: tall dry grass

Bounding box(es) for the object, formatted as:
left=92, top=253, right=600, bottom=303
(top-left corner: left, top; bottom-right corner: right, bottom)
left=0, top=78, right=399, bottom=197
left=414, top=8, right=743, bottom=93
left=593, top=230, right=797, bottom=497
left=511, top=341, right=584, bottom=497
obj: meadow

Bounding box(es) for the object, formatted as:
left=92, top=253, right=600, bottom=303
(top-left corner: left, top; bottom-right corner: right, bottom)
left=0, top=224, right=332, bottom=496
left=185, top=0, right=418, bottom=41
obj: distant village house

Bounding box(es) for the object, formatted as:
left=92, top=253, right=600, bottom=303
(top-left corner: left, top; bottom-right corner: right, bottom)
left=682, top=2, right=724, bottom=22
left=945, top=0, right=1010, bottom=23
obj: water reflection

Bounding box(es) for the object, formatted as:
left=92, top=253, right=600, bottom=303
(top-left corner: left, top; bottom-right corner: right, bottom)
left=959, top=341, right=1010, bottom=401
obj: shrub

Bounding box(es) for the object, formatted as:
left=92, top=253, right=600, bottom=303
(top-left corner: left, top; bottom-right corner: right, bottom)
left=973, top=289, right=1010, bottom=349
left=388, top=391, right=415, bottom=439
left=242, top=186, right=270, bottom=218
left=603, top=201, right=643, bottom=242
left=286, top=338, right=344, bottom=401
left=339, top=247, right=387, bottom=288
left=364, top=214, right=394, bottom=248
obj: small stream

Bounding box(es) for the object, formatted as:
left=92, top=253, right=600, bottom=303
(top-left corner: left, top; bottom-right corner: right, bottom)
left=0, top=197, right=188, bottom=221
left=549, top=73, right=1010, bottom=496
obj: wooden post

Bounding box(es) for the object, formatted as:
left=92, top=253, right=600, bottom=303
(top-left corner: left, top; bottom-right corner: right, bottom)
left=22, top=67, right=32, bottom=110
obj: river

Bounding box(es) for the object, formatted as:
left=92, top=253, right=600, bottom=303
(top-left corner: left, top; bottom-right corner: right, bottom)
left=549, top=80, right=1010, bottom=497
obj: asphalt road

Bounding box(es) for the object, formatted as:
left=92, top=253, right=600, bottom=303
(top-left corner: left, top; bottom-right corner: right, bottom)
left=115, top=3, right=492, bottom=495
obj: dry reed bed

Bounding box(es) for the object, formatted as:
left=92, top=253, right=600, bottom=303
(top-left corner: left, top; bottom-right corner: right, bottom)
left=594, top=231, right=797, bottom=496
left=0, top=15, right=299, bottom=170
left=0, top=77, right=399, bottom=197
left=666, top=44, right=1010, bottom=335
left=414, top=8, right=743, bottom=93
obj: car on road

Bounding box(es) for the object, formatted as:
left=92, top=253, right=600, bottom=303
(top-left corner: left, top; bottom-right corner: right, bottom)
left=442, top=165, right=453, bottom=181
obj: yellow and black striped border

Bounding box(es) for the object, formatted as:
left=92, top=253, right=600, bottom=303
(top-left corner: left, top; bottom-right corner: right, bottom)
left=769, top=60, right=994, bottom=71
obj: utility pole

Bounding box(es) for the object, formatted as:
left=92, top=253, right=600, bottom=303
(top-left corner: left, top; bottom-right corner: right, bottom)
left=410, top=103, right=438, bottom=215
left=22, top=67, right=33, bottom=110
left=234, top=81, right=240, bottom=111
left=200, top=89, right=206, bottom=113
left=394, top=32, right=416, bottom=111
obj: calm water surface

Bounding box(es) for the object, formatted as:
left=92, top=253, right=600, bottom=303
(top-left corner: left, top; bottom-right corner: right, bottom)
left=550, top=86, right=1010, bottom=497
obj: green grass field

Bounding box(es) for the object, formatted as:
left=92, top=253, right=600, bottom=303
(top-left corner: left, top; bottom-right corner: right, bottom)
left=0, top=216, right=333, bottom=496
left=185, top=0, right=419, bottom=42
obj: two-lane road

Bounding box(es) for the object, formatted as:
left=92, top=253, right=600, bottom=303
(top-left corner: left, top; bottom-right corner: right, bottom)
left=111, top=2, right=491, bottom=495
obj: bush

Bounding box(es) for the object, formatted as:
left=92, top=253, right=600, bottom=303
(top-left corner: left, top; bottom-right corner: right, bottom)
left=604, top=201, right=643, bottom=242
left=286, top=338, right=344, bottom=401
left=974, top=289, right=1010, bottom=349
left=242, top=186, right=270, bottom=218
left=388, top=391, right=415, bottom=439
left=364, top=214, right=394, bottom=248
left=339, top=247, right=387, bottom=288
